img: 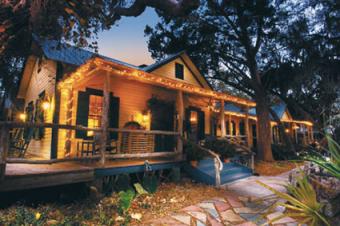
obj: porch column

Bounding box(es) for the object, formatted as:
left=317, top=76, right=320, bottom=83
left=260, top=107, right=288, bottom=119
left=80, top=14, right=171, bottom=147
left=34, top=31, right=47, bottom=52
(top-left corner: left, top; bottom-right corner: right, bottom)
left=302, top=124, right=307, bottom=145
left=245, top=106, right=251, bottom=147
left=294, top=123, right=298, bottom=143
left=220, top=100, right=226, bottom=137
left=176, top=90, right=184, bottom=153
left=100, top=72, right=110, bottom=165
left=0, top=125, right=9, bottom=181
left=310, top=126, right=314, bottom=141
left=228, top=114, right=232, bottom=136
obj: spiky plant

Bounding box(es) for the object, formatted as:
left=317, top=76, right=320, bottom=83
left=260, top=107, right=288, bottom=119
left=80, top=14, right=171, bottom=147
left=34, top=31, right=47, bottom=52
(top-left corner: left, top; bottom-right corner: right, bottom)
left=257, top=174, right=330, bottom=226
left=305, top=135, right=340, bottom=179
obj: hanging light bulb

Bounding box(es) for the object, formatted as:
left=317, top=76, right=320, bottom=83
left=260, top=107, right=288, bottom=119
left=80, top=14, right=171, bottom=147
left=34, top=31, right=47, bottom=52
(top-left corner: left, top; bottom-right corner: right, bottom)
left=42, top=101, right=51, bottom=110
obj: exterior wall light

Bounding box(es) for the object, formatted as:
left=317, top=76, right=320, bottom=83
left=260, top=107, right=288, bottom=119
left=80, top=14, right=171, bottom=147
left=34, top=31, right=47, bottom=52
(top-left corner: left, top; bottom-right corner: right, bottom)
left=42, top=100, right=51, bottom=110
left=19, top=113, right=26, bottom=121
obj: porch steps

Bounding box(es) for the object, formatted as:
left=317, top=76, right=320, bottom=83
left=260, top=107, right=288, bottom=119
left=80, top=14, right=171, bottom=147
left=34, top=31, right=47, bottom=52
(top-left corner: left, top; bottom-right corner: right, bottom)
left=183, top=158, right=253, bottom=186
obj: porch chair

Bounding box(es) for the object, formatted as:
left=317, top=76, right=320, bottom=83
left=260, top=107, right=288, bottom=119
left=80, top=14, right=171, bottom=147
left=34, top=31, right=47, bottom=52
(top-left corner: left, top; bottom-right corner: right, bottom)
left=9, top=128, right=33, bottom=158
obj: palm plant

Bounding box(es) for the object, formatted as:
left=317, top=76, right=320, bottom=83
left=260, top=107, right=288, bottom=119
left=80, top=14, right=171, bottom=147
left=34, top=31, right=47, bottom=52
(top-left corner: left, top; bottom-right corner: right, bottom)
left=305, top=135, right=340, bottom=179
left=257, top=174, right=330, bottom=226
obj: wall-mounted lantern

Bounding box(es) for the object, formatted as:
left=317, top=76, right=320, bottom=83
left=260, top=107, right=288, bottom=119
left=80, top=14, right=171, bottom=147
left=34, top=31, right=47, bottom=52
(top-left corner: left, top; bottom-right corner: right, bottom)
left=19, top=113, right=26, bottom=121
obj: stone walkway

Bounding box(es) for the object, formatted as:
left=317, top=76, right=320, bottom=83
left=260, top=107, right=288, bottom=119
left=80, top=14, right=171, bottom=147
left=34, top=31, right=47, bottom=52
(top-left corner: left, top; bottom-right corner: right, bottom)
left=148, top=171, right=299, bottom=226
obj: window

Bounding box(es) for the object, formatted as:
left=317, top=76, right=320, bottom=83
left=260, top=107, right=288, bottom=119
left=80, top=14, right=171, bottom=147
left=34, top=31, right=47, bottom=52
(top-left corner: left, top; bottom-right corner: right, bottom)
left=87, top=95, right=103, bottom=136
left=175, top=63, right=184, bottom=79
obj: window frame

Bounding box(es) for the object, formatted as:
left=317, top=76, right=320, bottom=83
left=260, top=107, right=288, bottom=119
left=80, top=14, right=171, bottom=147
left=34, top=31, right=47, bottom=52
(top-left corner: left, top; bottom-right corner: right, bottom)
left=175, top=63, right=184, bottom=80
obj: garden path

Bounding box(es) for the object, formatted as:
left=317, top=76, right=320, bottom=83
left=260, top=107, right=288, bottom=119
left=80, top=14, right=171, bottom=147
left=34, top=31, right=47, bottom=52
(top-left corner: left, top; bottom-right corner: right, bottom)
left=147, top=170, right=300, bottom=226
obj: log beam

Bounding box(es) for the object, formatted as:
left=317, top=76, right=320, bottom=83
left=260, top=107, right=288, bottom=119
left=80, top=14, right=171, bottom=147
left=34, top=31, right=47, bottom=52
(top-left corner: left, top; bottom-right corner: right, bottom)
left=100, top=72, right=110, bottom=165
left=220, top=100, right=226, bottom=137
left=245, top=106, right=251, bottom=147
left=176, top=90, right=184, bottom=153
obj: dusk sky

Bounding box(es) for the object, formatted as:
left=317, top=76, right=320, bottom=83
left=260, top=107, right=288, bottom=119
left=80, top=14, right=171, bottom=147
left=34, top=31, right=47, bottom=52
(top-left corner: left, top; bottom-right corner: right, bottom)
left=96, top=8, right=160, bottom=66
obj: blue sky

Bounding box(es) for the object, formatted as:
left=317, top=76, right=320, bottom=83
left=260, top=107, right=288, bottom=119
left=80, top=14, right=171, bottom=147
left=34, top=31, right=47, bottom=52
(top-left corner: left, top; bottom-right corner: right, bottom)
left=96, top=8, right=159, bottom=66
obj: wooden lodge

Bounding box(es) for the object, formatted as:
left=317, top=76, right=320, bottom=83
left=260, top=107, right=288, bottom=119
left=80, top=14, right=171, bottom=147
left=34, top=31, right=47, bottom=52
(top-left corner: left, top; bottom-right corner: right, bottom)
left=0, top=37, right=314, bottom=191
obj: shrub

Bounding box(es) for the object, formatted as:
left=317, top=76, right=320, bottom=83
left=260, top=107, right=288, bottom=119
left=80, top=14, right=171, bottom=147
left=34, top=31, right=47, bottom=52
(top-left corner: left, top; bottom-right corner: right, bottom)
left=204, top=137, right=236, bottom=160
left=184, top=141, right=205, bottom=161
left=272, top=144, right=299, bottom=160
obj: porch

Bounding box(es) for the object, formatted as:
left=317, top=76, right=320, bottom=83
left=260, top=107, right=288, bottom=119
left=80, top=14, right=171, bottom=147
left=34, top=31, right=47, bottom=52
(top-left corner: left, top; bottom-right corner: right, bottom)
left=1, top=157, right=183, bottom=192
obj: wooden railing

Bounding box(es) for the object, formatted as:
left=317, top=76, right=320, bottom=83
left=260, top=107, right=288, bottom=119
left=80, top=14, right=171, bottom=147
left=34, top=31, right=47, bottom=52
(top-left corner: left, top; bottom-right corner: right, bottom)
left=197, top=145, right=223, bottom=187
left=225, top=135, right=248, bottom=146
left=0, top=121, right=181, bottom=181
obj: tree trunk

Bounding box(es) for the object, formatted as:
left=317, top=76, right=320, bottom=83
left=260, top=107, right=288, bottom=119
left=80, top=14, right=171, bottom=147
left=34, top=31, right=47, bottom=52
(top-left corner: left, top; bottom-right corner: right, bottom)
left=254, top=91, right=274, bottom=161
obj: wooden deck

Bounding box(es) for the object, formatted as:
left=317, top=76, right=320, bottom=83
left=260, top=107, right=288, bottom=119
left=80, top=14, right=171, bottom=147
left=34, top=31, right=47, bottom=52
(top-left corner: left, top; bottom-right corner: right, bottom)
left=0, top=157, right=184, bottom=192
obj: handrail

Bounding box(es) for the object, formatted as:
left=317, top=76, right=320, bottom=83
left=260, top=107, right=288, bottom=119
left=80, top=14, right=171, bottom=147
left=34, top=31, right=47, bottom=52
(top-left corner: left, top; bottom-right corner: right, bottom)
left=0, top=121, right=180, bottom=135
left=197, top=144, right=223, bottom=187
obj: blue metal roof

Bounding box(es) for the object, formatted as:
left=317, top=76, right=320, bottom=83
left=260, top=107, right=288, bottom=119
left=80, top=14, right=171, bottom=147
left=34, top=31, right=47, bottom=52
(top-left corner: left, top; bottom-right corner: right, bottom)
left=34, top=35, right=139, bottom=69
left=248, top=103, right=287, bottom=119
left=215, top=103, right=244, bottom=113
left=216, top=102, right=288, bottom=120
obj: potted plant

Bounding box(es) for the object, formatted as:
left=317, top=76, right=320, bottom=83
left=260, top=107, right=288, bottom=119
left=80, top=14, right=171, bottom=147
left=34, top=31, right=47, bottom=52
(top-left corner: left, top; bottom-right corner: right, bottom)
left=184, top=141, right=205, bottom=167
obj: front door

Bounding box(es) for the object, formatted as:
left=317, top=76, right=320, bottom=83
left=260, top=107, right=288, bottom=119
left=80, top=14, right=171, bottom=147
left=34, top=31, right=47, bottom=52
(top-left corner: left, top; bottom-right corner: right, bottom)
left=185, top=107, right=205, bottom=143
left=150, top=102, right=175, bottom=152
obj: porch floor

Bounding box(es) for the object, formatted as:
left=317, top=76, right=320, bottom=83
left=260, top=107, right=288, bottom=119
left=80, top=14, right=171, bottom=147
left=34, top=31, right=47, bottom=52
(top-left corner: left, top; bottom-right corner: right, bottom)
left=0, top=157, right=184, bottom=192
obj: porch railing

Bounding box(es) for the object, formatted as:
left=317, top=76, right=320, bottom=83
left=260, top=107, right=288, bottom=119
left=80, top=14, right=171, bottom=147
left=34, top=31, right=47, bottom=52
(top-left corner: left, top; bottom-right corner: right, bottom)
left=196, top=144, right=223, bottom=187
left=225, top=135, right=248, bottom=146
left=0, top=121, right=181, bottom=180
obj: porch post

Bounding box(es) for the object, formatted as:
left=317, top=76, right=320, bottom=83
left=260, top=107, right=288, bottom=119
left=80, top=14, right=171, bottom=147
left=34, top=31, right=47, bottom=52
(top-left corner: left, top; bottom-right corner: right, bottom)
left=220, top=100, right=226, bottom=137
left=302, top=124, right=307, bottom=145
left=100, top=72, right=110, bottom=165
left=310, top=126, right=314, bottom=141
left=228, top=114, right=232, bottom=136
left=245, top=106, right=250, bottom=147
left=0, top=125, right=9, bottom=181
left=176, top=90, right=184, bottom=153
left=294, top=123, right=298, bottom=143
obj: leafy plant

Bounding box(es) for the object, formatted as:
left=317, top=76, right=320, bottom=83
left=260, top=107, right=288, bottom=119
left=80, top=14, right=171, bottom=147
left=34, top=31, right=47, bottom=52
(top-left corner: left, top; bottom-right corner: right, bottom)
left=142, top=174, right=158, bottom=193
left=134, top=183, right=148, bottom=195
left=184, top=141, right=205, bottom=161
left=118, top=189, right=135, bottom=214
left=271, top=144, right=299, bottom=160
left=14, top=207, right=46, bottom=226
left=305, top=135, right=340, bottom=179
left=204, top=137, right=236, bottom=160
left=257, top=173, right=330, bottom=226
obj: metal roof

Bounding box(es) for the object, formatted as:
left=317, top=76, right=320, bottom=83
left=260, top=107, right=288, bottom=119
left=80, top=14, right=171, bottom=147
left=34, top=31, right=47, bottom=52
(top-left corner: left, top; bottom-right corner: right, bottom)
left=34, top=35, right=139, bottom=69
left=216, top=102, right=287, bottom=119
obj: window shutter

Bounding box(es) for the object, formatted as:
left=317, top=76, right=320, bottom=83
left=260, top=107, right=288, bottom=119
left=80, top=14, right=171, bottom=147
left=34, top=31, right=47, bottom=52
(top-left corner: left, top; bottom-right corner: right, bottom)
left=109, top=95, right=120, bottom=139
left=76, top=91, right=89, bottom=138
left=198, top=110, right=205, bottom=140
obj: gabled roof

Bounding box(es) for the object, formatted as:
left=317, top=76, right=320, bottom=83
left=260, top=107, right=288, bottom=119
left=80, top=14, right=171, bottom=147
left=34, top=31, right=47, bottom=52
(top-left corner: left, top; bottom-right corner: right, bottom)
left=33, top=35, right=139, bottom=69
left=143, top=51, right=185, bottom=72
left=142, top=51, right=213, bottom=89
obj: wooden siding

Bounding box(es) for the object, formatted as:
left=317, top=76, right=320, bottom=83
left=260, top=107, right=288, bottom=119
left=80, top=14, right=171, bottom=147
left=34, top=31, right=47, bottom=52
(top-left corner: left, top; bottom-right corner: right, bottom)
left=152, top=58, right=203, bottom=88
left=58, top=75, right=178, bottom=157
left=24, top=58, right=57, bottom=159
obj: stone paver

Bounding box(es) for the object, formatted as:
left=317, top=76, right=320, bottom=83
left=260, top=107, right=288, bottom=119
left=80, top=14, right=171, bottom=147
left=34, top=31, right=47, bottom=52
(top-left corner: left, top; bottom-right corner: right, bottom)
left=147, top=170, right=300, bottom=226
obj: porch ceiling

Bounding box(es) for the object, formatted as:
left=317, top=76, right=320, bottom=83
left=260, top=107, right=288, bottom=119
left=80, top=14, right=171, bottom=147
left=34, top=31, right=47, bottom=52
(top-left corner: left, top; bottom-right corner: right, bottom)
left=58, top=57, right=256, bottom=107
